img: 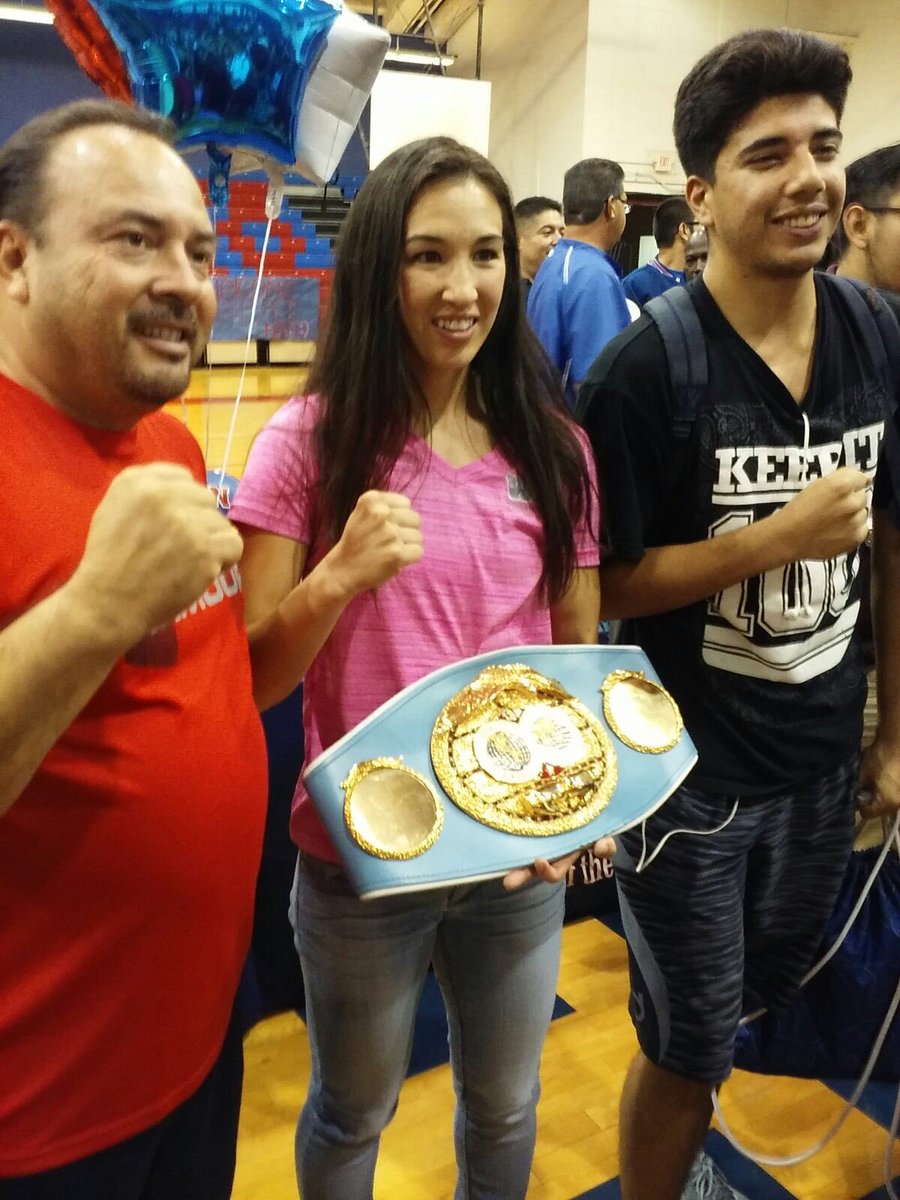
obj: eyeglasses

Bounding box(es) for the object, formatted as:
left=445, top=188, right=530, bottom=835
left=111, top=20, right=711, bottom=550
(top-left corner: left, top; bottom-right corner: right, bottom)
left=866, top=206, right=900, bottom=216
left=612, top=196, right=631, bottom=215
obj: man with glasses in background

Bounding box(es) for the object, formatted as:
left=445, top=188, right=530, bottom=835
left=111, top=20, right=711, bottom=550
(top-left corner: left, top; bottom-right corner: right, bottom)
left=527, top=158, right=630, bottom=407
left=833, top=142, right=900, bottom=293
left=831, top=143, right=900, bottom=849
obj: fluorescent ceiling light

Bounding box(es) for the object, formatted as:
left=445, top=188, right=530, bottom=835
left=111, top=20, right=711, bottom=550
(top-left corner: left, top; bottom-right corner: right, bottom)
left=0, top=3, right=55, bottom=21
left=384, top=47, right=455, bottom=67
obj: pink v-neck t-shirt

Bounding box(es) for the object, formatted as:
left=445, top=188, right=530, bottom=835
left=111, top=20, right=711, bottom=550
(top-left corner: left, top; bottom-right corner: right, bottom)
left=231, top=394, right=600, bottom=860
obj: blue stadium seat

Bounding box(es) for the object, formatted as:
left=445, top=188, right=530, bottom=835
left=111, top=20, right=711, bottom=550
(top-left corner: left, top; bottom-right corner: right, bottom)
left=295, top=253, right=334, bottom=269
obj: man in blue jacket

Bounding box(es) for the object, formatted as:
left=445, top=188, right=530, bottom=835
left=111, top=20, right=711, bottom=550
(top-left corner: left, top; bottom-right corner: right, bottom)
left=526, top=157, right=630, bottom=406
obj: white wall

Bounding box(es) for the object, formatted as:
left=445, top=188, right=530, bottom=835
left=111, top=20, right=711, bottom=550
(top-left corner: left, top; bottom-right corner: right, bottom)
left=582, top=0, right=869, bottom=195
left=451, top=0, right=589, bottom=204
left=450, top=0, right=894, bottom=201
left=840, top=0, right=900, bottom=159
left=369, top=74, right=492, bottom=166
left=583, top=0, right=713, bottom=195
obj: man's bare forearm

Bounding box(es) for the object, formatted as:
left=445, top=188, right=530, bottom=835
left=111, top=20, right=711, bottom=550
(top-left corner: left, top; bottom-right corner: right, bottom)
left=0, top=586, right=132, bottom=817
left=601, top=467, right=870, bottom=620
left=600, top=519, right=783, bottom=619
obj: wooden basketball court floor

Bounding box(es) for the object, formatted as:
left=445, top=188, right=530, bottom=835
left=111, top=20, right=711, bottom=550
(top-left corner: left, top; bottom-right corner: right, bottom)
left=171, top=365, right=899, bottom=1200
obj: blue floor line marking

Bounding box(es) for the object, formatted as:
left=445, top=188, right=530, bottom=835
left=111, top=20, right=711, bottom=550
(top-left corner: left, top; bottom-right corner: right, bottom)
left=826, top=1076, right=899, bottom=1131
left=571, top=1130, right=800, bottom=1199
left=860, top=1175, right=900, bottom=1200
left=597, top=909, right=625, bottom=938
left=704, top=1129, right=798, bottom=1198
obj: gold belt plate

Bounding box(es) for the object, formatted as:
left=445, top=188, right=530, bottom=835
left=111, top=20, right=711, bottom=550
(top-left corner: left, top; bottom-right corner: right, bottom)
left=601, top=669, right=683, bottom=753
left=431, top=664, right=617, bottom=836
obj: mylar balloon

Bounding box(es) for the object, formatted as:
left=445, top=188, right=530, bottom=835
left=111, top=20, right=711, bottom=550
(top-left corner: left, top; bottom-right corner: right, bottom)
left=46, top=0, right=388, bottom=197
left=45, top=0, right=131, bottom=100
left=293, top=6, right=389, bottom=183
left=219, top=7, right=388, bottom=190
left=50, top=0, right=342, bottom=166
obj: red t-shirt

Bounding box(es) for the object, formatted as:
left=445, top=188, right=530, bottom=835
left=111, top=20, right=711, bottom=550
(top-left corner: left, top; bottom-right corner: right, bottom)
left=0, top=376, right=268, bottom=1176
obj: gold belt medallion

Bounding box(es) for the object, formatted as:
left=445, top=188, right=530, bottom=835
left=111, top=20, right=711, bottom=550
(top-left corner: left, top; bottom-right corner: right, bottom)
left=601, top=669, right=683, bottom=753
left=342, top=759, right=443, bottom=860
left=431, top=664, right=617, bottom=836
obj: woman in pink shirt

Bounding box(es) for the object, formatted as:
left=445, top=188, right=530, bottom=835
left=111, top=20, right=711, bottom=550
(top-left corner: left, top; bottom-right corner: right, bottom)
left=232, top=137, right=606, bottom=1200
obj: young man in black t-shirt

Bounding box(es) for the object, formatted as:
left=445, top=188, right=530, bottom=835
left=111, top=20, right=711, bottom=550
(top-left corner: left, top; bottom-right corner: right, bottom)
left=579, top=29, right=900, bottom=1200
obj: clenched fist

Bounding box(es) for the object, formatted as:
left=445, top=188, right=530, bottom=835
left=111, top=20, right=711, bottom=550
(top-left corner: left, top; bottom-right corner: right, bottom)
left=323, top=491, right=424, bottom=598
left=769, top=467, right=870, bottom=563
left=69, top=463, right=244, bottom=647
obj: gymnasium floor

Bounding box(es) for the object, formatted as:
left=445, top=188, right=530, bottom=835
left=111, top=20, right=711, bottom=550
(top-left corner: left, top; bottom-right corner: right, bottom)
left=231, top=912, right=899, bottom=1200
left=174, top=364, right=899, bottom=1200
left=175, top=363, right=305, bottom=479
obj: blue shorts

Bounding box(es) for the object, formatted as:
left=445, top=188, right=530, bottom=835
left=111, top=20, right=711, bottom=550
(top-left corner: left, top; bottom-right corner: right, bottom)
left=615, top=759, right=858, bottom=1084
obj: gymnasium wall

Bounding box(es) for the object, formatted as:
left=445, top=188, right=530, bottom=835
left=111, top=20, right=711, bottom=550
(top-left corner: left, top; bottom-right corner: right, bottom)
left=3, top=0, right=898, bottom=202
left=0, top=23, right=100, bottom=145
left=450, top=0, right=899, bottom=202
left=447, top=0, right=590, bottom=206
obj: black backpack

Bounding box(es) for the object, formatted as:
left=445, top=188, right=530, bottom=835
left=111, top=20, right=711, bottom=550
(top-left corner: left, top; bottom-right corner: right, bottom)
left=643, top=273, right=900, bottom=443
left=642, top=275, right=900, bottom=666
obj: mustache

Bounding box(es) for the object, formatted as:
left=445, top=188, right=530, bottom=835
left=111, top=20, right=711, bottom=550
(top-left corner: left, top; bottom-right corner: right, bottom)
left=127, top=306, right=200, bottom=339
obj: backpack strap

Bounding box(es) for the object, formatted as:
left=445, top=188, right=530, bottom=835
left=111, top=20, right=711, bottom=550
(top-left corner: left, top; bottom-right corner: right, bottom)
left=824, top=274, right=900, bottom=519
left=825, top=274, right=900, bottom=399
left=646, top=277, right=900, bottom=444
left=643, top=286, right=708, bottom=440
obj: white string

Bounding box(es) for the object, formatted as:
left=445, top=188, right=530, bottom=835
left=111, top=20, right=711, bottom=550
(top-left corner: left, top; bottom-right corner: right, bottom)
left=741, top=816, right=900, bottom=1026
left=202, top=201, right=219, bottom=456
left=212, top=208, right=274, bottom=505
left=635, top=797, right=740, bottom=874
left=784, top=410, right=813, bottom=618
left=713, top=973, right=900, bottom=1167
left=713, top=810, right=900, bottom=1186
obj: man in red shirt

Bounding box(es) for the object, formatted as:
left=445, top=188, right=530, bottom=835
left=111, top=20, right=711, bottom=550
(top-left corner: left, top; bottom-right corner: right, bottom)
left=0, top=100, right=268, bottom=1198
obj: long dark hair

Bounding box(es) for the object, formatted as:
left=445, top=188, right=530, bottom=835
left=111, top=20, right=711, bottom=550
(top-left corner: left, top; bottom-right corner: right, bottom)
left=309, top=136, right=593, bottom=603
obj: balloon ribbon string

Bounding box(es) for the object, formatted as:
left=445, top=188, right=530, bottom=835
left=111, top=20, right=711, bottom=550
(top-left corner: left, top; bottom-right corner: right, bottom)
left=213, top=214, right=274, bottom=502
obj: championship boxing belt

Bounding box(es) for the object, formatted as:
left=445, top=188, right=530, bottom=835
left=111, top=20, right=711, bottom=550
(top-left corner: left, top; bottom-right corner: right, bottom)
left=303, top=644, right=697, bottom=899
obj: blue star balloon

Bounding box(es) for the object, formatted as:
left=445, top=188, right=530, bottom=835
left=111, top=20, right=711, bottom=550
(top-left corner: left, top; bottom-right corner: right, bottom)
left=83, top=0, right=341, bottom=165
left=48, top=0, right=388, bottom=198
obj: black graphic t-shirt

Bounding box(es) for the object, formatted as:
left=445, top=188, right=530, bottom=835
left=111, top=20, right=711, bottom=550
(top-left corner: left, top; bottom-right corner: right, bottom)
left=580, top=275, right=898, bottom=794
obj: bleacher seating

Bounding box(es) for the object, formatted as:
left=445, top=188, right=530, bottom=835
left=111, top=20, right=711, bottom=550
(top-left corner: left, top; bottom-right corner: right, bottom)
left=202, top=179, right=342, bottom=276
left=196, top=172, right=356, bottom=358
